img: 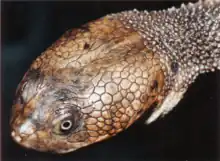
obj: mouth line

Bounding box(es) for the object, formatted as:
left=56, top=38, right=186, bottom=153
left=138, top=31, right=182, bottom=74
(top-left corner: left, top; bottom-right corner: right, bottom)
left=11, top=130, right=36, bottom=150
left=11, top=128, right=88, bottom=154
left=11, top=130, right=62, bottom=153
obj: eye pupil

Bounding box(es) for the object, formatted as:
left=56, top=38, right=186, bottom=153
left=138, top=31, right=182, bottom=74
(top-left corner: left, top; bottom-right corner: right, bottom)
left=61, top=120, right=72, bottom=131
left=63, top=122, right=70, bottom=128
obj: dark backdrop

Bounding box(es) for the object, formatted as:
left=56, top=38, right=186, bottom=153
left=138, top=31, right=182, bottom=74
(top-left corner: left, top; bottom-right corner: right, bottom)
left=2, top=1, right=220, bottom=161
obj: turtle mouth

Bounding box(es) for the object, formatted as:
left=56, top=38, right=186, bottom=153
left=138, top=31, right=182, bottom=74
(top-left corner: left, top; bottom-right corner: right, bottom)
left=11, top=130, right=36, bottom=150
left=11, top=129, right=52, bottom=152
left=11, top=130, right=23, bottom=144
left=10, top=128, right=87, bottom=154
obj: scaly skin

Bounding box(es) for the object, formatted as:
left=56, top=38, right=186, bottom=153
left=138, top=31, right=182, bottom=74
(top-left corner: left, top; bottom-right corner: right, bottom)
left=10, top=0, right=220, bottom=154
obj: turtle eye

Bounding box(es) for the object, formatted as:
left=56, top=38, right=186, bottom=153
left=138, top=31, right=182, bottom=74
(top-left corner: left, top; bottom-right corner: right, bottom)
left=53, top=118, right=75, bottom=135
left=60, top=120, right=73, bottom=132
left=52, top=107, right=81, bottom=135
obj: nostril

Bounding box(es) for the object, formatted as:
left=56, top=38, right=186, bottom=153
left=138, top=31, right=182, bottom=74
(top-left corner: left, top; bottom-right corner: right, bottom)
left=11, top=130, right=16, bottom=137
left=11, top=130, right=22, bottom=143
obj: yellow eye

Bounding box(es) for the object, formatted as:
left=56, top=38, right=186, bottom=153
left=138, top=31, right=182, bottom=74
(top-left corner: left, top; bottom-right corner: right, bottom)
left=53, top=119, right=73, bottom=135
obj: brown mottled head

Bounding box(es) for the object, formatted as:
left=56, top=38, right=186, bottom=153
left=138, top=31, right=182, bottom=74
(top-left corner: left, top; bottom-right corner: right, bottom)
left=10, top=15, right=167, bottom=153
left=10, top=69, right=89, bottom=153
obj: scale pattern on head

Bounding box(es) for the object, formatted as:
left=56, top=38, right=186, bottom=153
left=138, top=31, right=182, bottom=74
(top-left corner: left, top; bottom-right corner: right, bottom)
left=10, top=17, right=167, bottom=153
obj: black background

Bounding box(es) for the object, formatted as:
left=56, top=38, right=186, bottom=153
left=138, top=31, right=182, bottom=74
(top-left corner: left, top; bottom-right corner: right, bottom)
left=2, top=1, right=220, bottom=161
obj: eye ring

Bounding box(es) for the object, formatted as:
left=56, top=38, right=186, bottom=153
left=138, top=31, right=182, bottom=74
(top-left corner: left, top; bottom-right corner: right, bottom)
left=60, top=120, right=73, bottom=131
left=52, top=107, right=81, bottom=135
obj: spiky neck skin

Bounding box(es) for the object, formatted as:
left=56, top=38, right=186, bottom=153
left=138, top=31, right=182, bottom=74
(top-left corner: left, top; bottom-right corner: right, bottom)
left=110, top=1, right=220, bottom=92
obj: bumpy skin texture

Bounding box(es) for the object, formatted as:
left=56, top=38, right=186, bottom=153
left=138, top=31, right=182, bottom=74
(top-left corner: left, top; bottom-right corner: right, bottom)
left=10, top=0, right=220, bottom=154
